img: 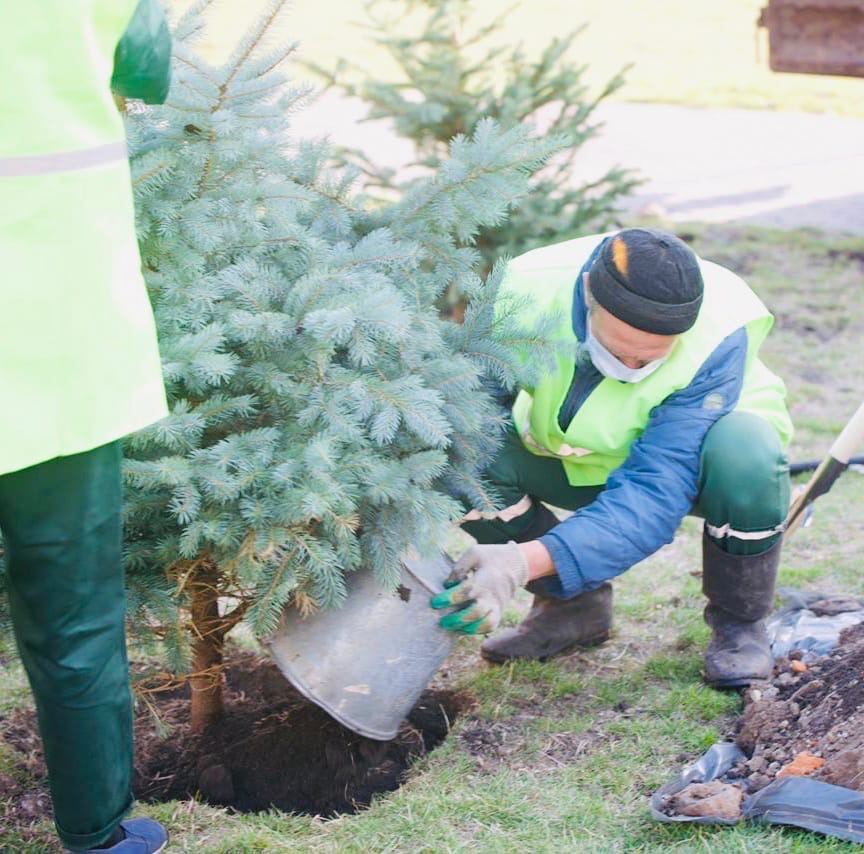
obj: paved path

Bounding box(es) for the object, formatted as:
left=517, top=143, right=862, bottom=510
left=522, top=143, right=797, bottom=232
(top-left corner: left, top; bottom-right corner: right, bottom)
left=577, top=103, right=864, bottom=235
left=294, top=93, right=864, bottom=235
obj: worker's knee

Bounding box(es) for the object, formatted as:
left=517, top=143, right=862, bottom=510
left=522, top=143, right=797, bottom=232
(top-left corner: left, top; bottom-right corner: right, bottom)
left=698, top=411, right=790, bottom=525
left=481, top=425, right=534, bottom=493
left=460, top=427, right=540, bottom=540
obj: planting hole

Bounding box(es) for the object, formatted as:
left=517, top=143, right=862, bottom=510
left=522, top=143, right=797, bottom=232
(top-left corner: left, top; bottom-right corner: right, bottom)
left=133, top=655, right=469, bottom=814
left=0, top=653, right=469, bottom=822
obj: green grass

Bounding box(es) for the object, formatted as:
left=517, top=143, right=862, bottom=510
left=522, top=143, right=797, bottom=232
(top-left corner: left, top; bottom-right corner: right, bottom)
left=166, top=0, right=864, bottom=117
left=0, top=640, right=31, bottom=716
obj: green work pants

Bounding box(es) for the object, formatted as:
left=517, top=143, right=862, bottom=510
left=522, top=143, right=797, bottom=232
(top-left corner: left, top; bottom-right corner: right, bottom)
left=0, top=443, right=132, bottom=851
left=463, top=411, right=790, bottom=559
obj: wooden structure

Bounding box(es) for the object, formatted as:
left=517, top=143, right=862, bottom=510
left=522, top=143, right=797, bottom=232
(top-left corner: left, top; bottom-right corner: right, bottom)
left=758, top=0, right=864, bottom=77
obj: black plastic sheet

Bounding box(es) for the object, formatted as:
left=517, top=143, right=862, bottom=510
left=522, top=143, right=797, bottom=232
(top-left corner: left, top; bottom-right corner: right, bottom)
left=650, top=742, right=745, bottom=827
left=743, top=777, right=864, bottom=844
left=767, top=588, right=864, bottom=658
left=652, top=743, right=864, bottom=842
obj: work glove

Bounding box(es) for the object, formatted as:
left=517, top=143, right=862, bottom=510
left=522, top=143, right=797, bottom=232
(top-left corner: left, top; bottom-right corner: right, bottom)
left=430, top=543, right=529, bottom=635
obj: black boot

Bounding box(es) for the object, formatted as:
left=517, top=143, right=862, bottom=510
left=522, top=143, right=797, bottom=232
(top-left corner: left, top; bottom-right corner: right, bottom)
left=702, top=531, right=782, bottom=688
left=480, top=583, right=613, bottom=663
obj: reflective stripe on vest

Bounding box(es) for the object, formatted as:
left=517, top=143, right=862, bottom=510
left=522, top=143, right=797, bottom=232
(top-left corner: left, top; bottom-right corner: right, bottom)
left=0, top=141, right=128, bottom=177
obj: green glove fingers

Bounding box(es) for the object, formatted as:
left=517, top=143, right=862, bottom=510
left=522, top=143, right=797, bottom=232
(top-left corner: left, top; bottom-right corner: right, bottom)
left=430, top=542, right=529, bottom=635
left=429, top=590, right=451, bottom=609
left=437, top=606, right=472, bottom=631
left=457, top=616, right=492, bottom=635
left=437, top=601, right=490, bottom=634
left=430, top=580, right=472, bottom=609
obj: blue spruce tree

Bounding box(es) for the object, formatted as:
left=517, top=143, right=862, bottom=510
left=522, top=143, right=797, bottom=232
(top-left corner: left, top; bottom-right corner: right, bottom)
left=307, top=0, right=640, bottom=274
left=123, top=0, right=559, bottom=731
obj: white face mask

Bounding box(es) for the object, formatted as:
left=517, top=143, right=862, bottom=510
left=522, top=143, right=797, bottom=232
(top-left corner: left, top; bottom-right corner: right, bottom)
left=585, top=318, right=667, bottom=383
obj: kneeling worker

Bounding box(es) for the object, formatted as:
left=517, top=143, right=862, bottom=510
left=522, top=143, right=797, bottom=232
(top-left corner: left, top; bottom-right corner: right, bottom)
left=432, top=228, right=792, bottom=688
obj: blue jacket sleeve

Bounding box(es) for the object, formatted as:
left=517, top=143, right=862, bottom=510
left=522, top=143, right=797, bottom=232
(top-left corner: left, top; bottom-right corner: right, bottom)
left=538, top=327, right=748, bottom=598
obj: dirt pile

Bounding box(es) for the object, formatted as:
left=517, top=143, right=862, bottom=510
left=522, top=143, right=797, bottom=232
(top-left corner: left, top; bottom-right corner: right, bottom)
left=658, top=620, right=864, bottom=824
left=728, top=622, right=864, bottom=792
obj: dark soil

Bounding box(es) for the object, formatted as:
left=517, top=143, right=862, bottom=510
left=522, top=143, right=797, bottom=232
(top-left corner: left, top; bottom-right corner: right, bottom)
left=0, top=652, right=471, bottom=836
left=727, top=622, right=864, bottom=793
left=0, top=704, right=52, bottom=846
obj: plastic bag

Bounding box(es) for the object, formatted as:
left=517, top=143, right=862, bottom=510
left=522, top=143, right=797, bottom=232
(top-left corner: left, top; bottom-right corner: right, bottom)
left=651, top=744, right=864, bottom=843
left=743, top=777, right=864, bottom=844
left=767, top=588, right=864, bottom=659
left=650, top=742, right=745, bottom=826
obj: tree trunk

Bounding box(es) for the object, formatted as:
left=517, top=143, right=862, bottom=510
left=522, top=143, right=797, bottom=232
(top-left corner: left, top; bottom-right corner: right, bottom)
left=189, top=560, right=226, bottom=734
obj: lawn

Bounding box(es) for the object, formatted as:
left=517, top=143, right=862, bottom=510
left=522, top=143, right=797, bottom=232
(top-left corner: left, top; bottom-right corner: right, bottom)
left=167, top=0, right=864, bottom=116
left=2, top=222, right=863, bottom=852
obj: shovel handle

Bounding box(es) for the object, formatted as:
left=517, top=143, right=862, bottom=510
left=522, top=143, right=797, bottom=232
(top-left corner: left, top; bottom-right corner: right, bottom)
left=784, top=399, right=864, bottom=541
left=829, top=399, right=864, bottom=464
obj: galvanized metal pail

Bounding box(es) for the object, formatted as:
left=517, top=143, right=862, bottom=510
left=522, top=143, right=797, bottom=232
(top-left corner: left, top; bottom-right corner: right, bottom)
left=266, top=553, right=456, bottom=740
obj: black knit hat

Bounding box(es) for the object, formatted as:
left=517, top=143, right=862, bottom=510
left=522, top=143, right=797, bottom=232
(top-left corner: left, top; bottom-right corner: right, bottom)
left=587, top=228, right=704, bottom=335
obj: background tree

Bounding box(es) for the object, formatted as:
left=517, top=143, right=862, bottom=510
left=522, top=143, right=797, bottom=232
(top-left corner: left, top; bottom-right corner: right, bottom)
left=310, top=0, right=641, bottom=273
left=121, top=0, right=559, bottom=733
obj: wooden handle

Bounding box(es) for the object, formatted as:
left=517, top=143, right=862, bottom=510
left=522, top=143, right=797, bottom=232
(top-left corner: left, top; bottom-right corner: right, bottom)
left=784, top=398, right=864, bottom=541
left=830, top=400, right=864, bottom=463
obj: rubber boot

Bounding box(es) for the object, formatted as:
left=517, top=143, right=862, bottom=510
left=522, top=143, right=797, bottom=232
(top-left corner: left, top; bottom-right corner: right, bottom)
left=480, top=582, right=613, bottom=663
left=702, top=531, right=782, bottom=688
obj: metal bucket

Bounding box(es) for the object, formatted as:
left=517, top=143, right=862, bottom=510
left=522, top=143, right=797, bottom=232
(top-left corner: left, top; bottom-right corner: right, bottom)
left=266, top=553, right=456, bottom=740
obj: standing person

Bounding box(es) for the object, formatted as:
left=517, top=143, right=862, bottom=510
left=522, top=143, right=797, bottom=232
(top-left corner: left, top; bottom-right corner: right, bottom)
left=1, top=2, right=172, bottom=850
left=432, top=228, right=792, bottom=688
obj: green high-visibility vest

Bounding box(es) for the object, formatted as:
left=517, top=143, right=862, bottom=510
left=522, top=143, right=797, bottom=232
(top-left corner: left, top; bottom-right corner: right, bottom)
left=505, top=235, right=793, bottom=487
left=0, top=1, right=168, bottom=475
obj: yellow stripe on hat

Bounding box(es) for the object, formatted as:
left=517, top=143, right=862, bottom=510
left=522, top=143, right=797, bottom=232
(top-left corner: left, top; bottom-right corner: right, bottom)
left=612, top=236, right=629, bottom=279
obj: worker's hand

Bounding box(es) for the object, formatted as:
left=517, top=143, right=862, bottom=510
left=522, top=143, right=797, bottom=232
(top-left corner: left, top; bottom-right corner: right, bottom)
left=430, top=543, right=529, bottom=635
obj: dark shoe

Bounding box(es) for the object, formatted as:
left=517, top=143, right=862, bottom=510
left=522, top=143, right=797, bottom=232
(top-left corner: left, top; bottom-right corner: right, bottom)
left=480, top=583, right=613, bottom=663
left=701, top=531, right=782, bottom=688
left=77, top=818, right=168, bottom=853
